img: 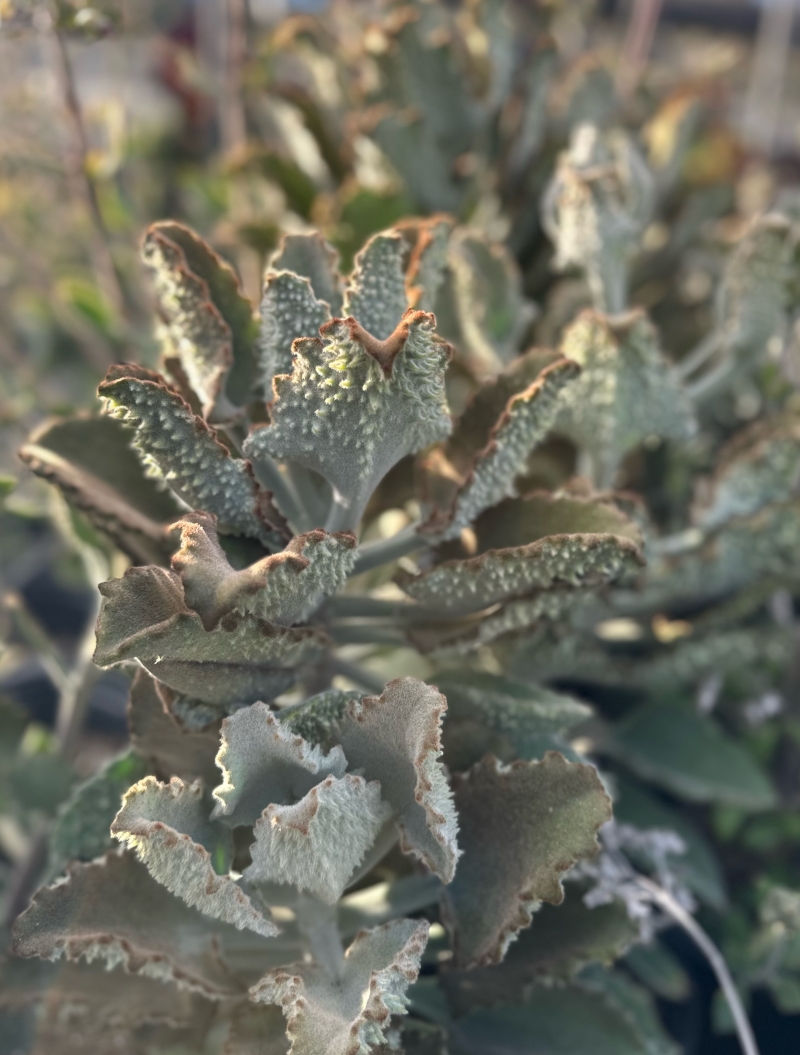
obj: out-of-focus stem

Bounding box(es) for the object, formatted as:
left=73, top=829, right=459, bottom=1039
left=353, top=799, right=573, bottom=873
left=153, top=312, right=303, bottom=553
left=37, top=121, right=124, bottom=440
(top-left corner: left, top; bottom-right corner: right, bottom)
left=49, top=19, right=128, bottom=321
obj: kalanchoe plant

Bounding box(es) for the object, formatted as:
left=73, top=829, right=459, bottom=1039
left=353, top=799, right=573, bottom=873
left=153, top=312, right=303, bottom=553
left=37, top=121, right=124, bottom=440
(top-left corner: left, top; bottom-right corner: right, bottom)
left=9, top=218, right=642, bottom=1054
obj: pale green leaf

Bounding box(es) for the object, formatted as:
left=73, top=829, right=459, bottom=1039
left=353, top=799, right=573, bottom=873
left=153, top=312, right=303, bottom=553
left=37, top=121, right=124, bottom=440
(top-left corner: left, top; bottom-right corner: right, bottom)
left=212, top=702, right=346, bottom=828
left=250, top=919, right=429, bottom=1055
left=259, top=271, right=331, bottom=394
left=343, top=230, right=408, bottom=340
left=111, top=775, right=277, bottom=937
left=171, top=511, right=356, bottom=629
left=270, top=231, right=343, bottom=315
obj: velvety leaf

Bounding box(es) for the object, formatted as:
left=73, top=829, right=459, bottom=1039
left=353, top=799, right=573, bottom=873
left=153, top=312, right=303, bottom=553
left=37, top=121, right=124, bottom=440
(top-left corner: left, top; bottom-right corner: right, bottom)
left=343, top=230, right=408, bottom=340
left=442, top=892, right=637, bottom=1013
left=12, top=850, right=246, bottom=998
left=557, top=310, right=695, bottom=485
left=225, top=1004, right=291, bottom=1055
left=337, top=678, right=460, bottom=883
left=447, top=229, right=536, bottom=377
left=270, top=231, right=344, bottom=314
left=49, top=749, right=151, bottom=872
left=94, top=565, right=324, bottom=705
left=542, top=124, right=653, bottom=314
left=580, top=965, right=679, bottom=1055
left=171, top=512, right=356, bottom=629
left=111, top=775, right=277, bottom=937
left=429, top=358, right=581, bottom=540
left=714, top=211, right=799, bottom=375
left=398, top=215, right=453, bottom=312
left=693, top=416, right=800, bottom=530
left=448, top=983, right=657, bottom=1055
left=244, top=310, right=451, bottom=530
left=278, top=688, right=361, bottom=748
left=609, top=698, right=776, bottom=810
left=250, top=919, right=429, bottom=1055
left=434, top=673, right=592, bottom=759
left=624, top=942, right=691, bottom=1002
left=212, top=702, right=346, bottom=828
left=399, top=532, right=643, bottom=616
left=18, top=415, right=179, bottom=564
left=99, top=364, right=286, bottom=546
left=245, top=774, right=391, bottom=903
left=142, top=222, right=258, bottom=415
left=128, top=669, right=220, bottom=785
left=260, top=271, right=331, bottom=393
left=443, top=752, right=612, bottom=968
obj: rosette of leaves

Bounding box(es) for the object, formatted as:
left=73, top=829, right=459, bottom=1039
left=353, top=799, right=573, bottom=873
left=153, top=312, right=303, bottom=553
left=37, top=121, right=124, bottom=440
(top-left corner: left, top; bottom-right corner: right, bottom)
left=8, top=216, right=664, bottom=1055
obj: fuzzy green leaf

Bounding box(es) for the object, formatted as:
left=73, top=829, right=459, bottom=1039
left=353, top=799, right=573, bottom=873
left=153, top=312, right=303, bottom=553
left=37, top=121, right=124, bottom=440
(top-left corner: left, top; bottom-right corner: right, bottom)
left=343, top=230, right=408, bottom=340
left=94, top=565, right=325, bottom=706
left=18, top=415, right=180, bottom=564
left=99, top=364, right=286, bottom=547
left=111, top=775, right=277, bottom=937
left=435, top=673, right=592, bottom=759
left=143, top=222, right=258, bottom=415
left=428, top=357, right=581, bottom=540
left=12, top=850, right=247, bottom=998
left=443, top=752, right=612, bottom=968
left=171, top=512, right=356, bottom=629
left=399, top=215, right=453, bottom=312
left=557, top=310, right=695, bottom=485
left=278, top=688, right=361, bottom=748
left=128, top=669, right=221, bottom=785
left=443, top=891, right=637, bottom=1013
left=609, top=698, right=776, bottom=810
left=212, top=702, right=346, bottom=828
left=260, top=271, right=331, bottom=394
left=399, top=532, right=643, bottom=616
left=270, top=232, right=344, bottom=314
left=245, top=773, right=391, bottom=903
left=693, top=416, right=800, bottom=530
left=448, top=982, right=658, bottom=1055
left=337, top=678, right=460, bottom=884
left=250, top=918, right=429, bottom=1055
left=447, top=229, right=536, bottom=377
left=49, top=749, right=151, bottom=873
left=245, top=311, right=451, bottom=530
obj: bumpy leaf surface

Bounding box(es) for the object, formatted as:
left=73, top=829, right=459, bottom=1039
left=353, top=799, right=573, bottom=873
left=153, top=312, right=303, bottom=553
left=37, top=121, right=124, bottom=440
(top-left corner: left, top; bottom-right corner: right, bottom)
left=12, top=851, right=245, bottom=998
left=50, top=750, right=151, bottom=872
left=94, top=565, right=324, bottom=705
left=99, top=364, right=285, bottom=546
left=212, top=703, right=346, bottom=827
left=338, top=678, right=460, bottom=883
left=398, top=215, right=453, bottom=312
left=557, top=310, right=695, bottom=483
left=171, top=511, right=356, bottom=629
left=443, top=751, right=612, bottom=968
left=343, top=231, right=408, bottom=340
left=143, top=224, right=248, bottom=417
left=429, top=357, right=580, bottom=539
left=250, top=919, right=429, bottom=1055
left=245, top=774, right=391, bottom=903
left=244, top=311, right=451, bottom=529
left=435, top=673, right=592, bottom=759
left=270, top=232, right=344, bottom=314
left=260, top=271, right=331, bottom=394
left=399, top=532, right=643, bottom=615
left=111, top=776, right=277, bottom=937
left=693, top=417, right=800, bottom=530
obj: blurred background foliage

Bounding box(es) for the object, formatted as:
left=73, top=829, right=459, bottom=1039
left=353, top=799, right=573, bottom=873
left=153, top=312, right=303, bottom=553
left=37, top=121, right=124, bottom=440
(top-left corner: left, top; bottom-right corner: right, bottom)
left=4, top=1, right=800, bottom=1052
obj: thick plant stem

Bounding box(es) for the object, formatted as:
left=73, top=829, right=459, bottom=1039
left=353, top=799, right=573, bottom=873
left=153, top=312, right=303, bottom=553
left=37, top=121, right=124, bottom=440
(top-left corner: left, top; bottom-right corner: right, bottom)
left=296, top=894, right=345, bottom=980
left=352, top=522, right=426, bottom=575
left=250, top=457, right=310, bottom=535
left=675, top=330, right=723, bottom=381
left=329, top=657, right=386, bottom=695
left=638, top=876, right=761, bottom=1055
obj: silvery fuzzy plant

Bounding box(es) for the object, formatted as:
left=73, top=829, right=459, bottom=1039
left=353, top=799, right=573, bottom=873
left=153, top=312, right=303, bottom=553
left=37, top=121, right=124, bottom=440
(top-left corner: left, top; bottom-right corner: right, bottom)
left=7, top=217, right=663, bottom=1055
